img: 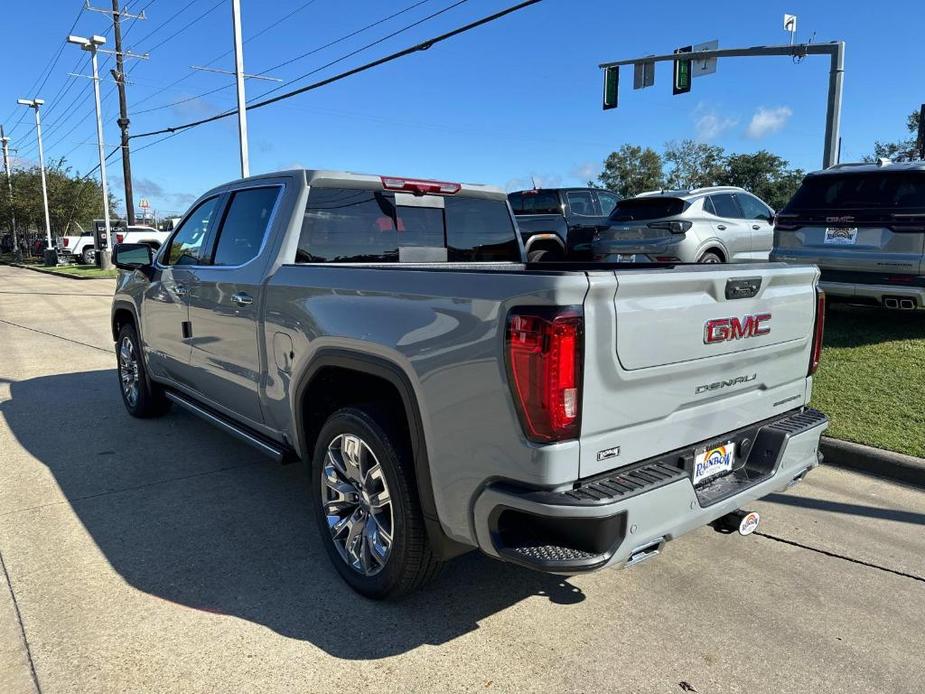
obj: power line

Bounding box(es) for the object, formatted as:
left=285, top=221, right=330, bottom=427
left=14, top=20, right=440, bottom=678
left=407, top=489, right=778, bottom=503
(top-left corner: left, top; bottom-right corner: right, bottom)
left=131, top=0, right=542, bottom=141
left=133, top=0, right=441, bottom=117
left=132, top=0, right=326, bottom=110
left=3, top=4, right=87, bottom=135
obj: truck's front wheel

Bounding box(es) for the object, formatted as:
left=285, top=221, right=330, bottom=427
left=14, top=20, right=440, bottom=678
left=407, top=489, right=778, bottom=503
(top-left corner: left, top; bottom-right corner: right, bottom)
left=311, top=406, right=442, bottom=599
left=116, top=323, right=169, bottom=418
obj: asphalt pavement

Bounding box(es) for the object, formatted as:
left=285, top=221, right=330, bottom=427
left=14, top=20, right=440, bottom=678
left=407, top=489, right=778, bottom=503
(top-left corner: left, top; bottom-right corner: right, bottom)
left=1, top=264, right=923, bottom=693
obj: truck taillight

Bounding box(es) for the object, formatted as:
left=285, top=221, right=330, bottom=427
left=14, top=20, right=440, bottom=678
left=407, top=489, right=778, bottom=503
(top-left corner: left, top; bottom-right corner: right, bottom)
left=809, top=289, right=825, bottom=375
left=380, top=176, right=461, bottom=195
left=62, top=238, right=69, bottom=247
left=116, top=233, right=124, bottom=244
left=506, top=307, right=583, bottom=443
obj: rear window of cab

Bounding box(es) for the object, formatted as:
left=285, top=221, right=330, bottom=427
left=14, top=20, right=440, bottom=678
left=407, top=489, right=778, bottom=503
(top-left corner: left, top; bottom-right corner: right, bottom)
left=296, top=187, right=521, bottom=263
left=785, top=171, right=925, bottom=212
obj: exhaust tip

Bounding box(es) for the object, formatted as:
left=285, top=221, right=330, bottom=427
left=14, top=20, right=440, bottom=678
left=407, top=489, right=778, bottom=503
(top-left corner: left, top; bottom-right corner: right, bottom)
left=884, top=297, right=899, bottom=309
left=899, top=298, right=916, bottom=310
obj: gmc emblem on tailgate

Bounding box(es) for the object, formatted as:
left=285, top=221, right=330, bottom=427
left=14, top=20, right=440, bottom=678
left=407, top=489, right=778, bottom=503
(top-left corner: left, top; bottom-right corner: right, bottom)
left=704, top=314, right=771, bottom=344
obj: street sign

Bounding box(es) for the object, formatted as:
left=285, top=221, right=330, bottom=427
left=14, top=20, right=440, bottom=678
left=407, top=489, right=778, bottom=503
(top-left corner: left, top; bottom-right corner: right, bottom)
left=602, top=65, right=619, bottom=109
left=633, top=60, right=655, bottom=89
left=692, top=40, right=718, bottom=77
left=673, top=46, right=692, bottom=95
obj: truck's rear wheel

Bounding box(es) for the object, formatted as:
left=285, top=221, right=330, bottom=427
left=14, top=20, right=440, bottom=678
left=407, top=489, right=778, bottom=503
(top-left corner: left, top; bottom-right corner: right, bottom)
left=82, top=247, right=96, bottom=265
left=311, top=406, right=442, bottom=599
left=116, top=323, right=169, bottom=418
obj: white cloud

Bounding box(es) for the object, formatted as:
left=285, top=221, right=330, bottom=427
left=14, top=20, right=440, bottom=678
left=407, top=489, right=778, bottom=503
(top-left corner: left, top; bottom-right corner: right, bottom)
left=694, top=109, right=738, bottom=141
left=745, top=106, right=793, bottom=139
left=570, top=162, right=599, bottom=182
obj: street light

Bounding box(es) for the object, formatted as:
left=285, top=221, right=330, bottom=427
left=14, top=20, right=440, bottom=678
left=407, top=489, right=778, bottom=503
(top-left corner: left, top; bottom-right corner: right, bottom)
left=16, top=98, right=53, bottom=261
left=67, top=33, right=112, bottom=268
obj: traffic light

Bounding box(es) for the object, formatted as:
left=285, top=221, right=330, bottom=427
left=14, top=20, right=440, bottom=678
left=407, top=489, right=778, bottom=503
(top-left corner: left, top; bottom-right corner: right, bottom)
left=602, top=65, right=619, bottom=110
left=673, top=46, right=692, bottom=95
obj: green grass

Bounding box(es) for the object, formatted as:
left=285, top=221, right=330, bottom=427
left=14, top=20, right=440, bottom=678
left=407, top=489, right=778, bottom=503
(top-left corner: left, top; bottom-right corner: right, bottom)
left=39, top=264, right=118, bottom=279
left=811, top=304, right=925, bottom=458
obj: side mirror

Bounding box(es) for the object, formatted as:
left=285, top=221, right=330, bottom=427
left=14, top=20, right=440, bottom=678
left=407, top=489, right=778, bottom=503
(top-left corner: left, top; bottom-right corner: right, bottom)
left=113, top=243, right=154, bottom=271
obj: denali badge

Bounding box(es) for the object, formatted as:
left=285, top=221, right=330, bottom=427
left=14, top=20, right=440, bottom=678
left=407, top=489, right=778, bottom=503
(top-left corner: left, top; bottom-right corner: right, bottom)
left=695, top=373, right=757, bottom=394
left=704, top=313, right=771, bottom=344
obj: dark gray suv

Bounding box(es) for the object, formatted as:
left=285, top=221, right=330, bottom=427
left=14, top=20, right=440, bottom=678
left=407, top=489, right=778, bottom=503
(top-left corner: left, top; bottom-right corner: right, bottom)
left=772, top=161, right=925, bottom=309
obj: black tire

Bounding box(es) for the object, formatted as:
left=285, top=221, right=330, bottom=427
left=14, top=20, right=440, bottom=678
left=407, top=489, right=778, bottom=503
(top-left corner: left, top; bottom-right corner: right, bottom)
left=311, top=405, right=442, bottom=599
left=116, top=323, right=170, bottom=418
left=82, top=247, right=96, bottom=265
left=698, top=250, right=723, bottom=264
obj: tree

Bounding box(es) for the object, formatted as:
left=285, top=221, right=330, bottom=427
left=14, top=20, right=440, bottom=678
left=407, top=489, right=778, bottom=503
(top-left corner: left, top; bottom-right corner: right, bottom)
left=868, top=108, right=922, bottom=162
left=663, top=139, right=725, bottom=190
left=0, top=161, right=113, bottom=237
left=596, top=144, right=663, bottom=198
left=716, top=150, right=804, bottom=210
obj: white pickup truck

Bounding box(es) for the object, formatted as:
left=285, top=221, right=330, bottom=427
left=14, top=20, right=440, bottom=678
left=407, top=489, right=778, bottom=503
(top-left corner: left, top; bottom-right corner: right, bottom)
left=58, top=225, right=169, bottom=264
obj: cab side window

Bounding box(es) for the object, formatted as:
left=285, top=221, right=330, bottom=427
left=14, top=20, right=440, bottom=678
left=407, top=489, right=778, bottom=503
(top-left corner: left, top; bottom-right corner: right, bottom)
left=164, top=197, right=220, bottom=266
left=566, top=190, right=595, bottom=216
left=596, top=191, right=619, bottom=216
left=211, top=187, right=281, bottom=266
left=709, top=193, right=743, bottom=219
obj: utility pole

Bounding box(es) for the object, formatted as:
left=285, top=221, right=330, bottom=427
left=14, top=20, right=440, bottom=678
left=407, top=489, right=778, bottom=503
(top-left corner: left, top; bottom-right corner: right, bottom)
left=86, top=0, right=146, bottom=224
left=0, top=125, right=19, bottom=262
left=231, top=0, right=250, bottom=178
left=68, top=34, right=112, bottom=269
left=111, top=0, right=136, bottom=225
left=17, top=99, right=53, bottom=262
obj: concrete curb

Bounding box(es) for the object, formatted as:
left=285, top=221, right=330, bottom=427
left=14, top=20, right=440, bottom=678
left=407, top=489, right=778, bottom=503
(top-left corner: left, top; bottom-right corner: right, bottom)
left=820, top=436, right=925, bottom=488
left=0, top=261, right=114, bottom=281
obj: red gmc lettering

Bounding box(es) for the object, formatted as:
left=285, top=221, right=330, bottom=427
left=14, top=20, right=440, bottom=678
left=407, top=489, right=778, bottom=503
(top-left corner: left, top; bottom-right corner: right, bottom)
left=704, top=313, right=771, bottom=344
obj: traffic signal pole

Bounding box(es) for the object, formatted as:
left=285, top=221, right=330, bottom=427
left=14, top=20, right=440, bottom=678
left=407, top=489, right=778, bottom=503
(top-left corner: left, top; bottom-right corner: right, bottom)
left=599, top=41, right=846, bottom=169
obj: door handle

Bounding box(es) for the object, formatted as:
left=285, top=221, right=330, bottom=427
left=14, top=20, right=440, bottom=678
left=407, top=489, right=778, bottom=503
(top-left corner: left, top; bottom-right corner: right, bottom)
left=175, top=284, right=189, bottom=297
left=716, top=224, right=727, bottom=231
left=231, top=292, right=254, bottom=307
left=752, top=224, right=761, bottom=230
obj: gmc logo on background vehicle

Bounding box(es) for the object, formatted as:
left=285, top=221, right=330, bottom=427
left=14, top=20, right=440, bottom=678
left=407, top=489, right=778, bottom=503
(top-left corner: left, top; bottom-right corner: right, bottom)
left=704, top=314, right=772, bottom=344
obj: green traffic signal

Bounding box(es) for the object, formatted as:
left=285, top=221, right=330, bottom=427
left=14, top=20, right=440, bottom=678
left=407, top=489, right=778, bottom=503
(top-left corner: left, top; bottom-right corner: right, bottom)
left=603, top=65, right=619, bottom=110
left=673, top=46, right=692, bottom=95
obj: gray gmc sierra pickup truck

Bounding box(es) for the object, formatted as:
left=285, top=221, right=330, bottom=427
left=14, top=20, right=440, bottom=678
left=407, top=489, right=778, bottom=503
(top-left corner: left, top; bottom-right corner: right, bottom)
left=111, top=169, right=828, bottom=599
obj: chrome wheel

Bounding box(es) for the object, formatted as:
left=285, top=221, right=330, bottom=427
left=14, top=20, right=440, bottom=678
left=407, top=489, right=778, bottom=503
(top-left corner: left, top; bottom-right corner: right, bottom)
left=118, top=336, right=140, bottom=408
left=321, top=433, right=394, bottom=576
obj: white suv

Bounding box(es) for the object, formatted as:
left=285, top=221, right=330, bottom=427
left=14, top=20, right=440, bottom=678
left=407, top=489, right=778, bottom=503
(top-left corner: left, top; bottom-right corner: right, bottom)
left=592, top=186, right=775, bottom=263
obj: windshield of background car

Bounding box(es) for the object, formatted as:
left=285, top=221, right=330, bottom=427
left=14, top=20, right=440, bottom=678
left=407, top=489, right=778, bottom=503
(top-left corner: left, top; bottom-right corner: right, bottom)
left=784, top=171, right=925, bottom=213
left=507, top=191, right=562, bottom=215
left=609, top=197, right=686, bottom=221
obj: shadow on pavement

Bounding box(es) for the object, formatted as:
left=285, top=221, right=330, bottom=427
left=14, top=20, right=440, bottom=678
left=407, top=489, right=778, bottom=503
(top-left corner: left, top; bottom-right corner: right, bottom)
left=1, top=369, right=586, bottom=660
left=763, top=492, right=925, bottom=526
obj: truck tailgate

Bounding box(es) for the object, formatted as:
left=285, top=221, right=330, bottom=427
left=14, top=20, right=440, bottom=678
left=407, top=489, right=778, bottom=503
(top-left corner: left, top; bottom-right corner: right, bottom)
left=579, top=264, right=819, bottom=478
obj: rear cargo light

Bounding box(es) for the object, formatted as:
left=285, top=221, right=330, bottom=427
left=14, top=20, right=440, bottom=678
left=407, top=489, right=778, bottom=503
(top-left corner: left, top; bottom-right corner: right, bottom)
left=380, top=176, right=461, bottom=196
left=116, top=233, right=124, bottom=244
left=62, top=238, right=69, bottom=247
left=808, top=289, right=825, bottom=375
left=506, top=307, right=583, bottom=443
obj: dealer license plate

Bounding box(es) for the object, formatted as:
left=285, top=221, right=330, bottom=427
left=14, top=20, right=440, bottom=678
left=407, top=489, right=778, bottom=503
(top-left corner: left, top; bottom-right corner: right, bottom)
left=616, top=254, right=637, bottom=263
left=824, top=227, right=858, bottom=245
left=693, top=442, right=735, bottom=486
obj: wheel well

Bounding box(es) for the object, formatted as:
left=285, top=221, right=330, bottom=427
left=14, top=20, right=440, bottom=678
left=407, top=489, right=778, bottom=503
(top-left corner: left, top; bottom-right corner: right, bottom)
left=702, top=247, right=726, bottom=262
left=300, top=365, right=412, bottom=458
left=112, top=307, right=134, bottom=341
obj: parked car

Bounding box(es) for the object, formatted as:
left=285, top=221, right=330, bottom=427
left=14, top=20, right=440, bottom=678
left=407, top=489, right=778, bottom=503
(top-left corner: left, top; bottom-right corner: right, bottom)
left=771, top=160, right=925, bottom=310
left=508, top=187, right=620, bottom=260
left=114, top=225, right=171, bottom=250
left=56, top=231, right=97, bottom=264
left=111, top=169, right=828, bottom=599
left=593, top=186, right=775, bottom=264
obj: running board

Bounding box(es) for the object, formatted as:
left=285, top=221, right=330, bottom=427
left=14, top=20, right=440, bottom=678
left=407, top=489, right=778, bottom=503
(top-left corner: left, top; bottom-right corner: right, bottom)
left=164, top=391, right=293, bottom=463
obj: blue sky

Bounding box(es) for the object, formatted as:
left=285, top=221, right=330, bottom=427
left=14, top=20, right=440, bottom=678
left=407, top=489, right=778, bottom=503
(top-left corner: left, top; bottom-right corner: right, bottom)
left=1, top=0, right=922, bottom=217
